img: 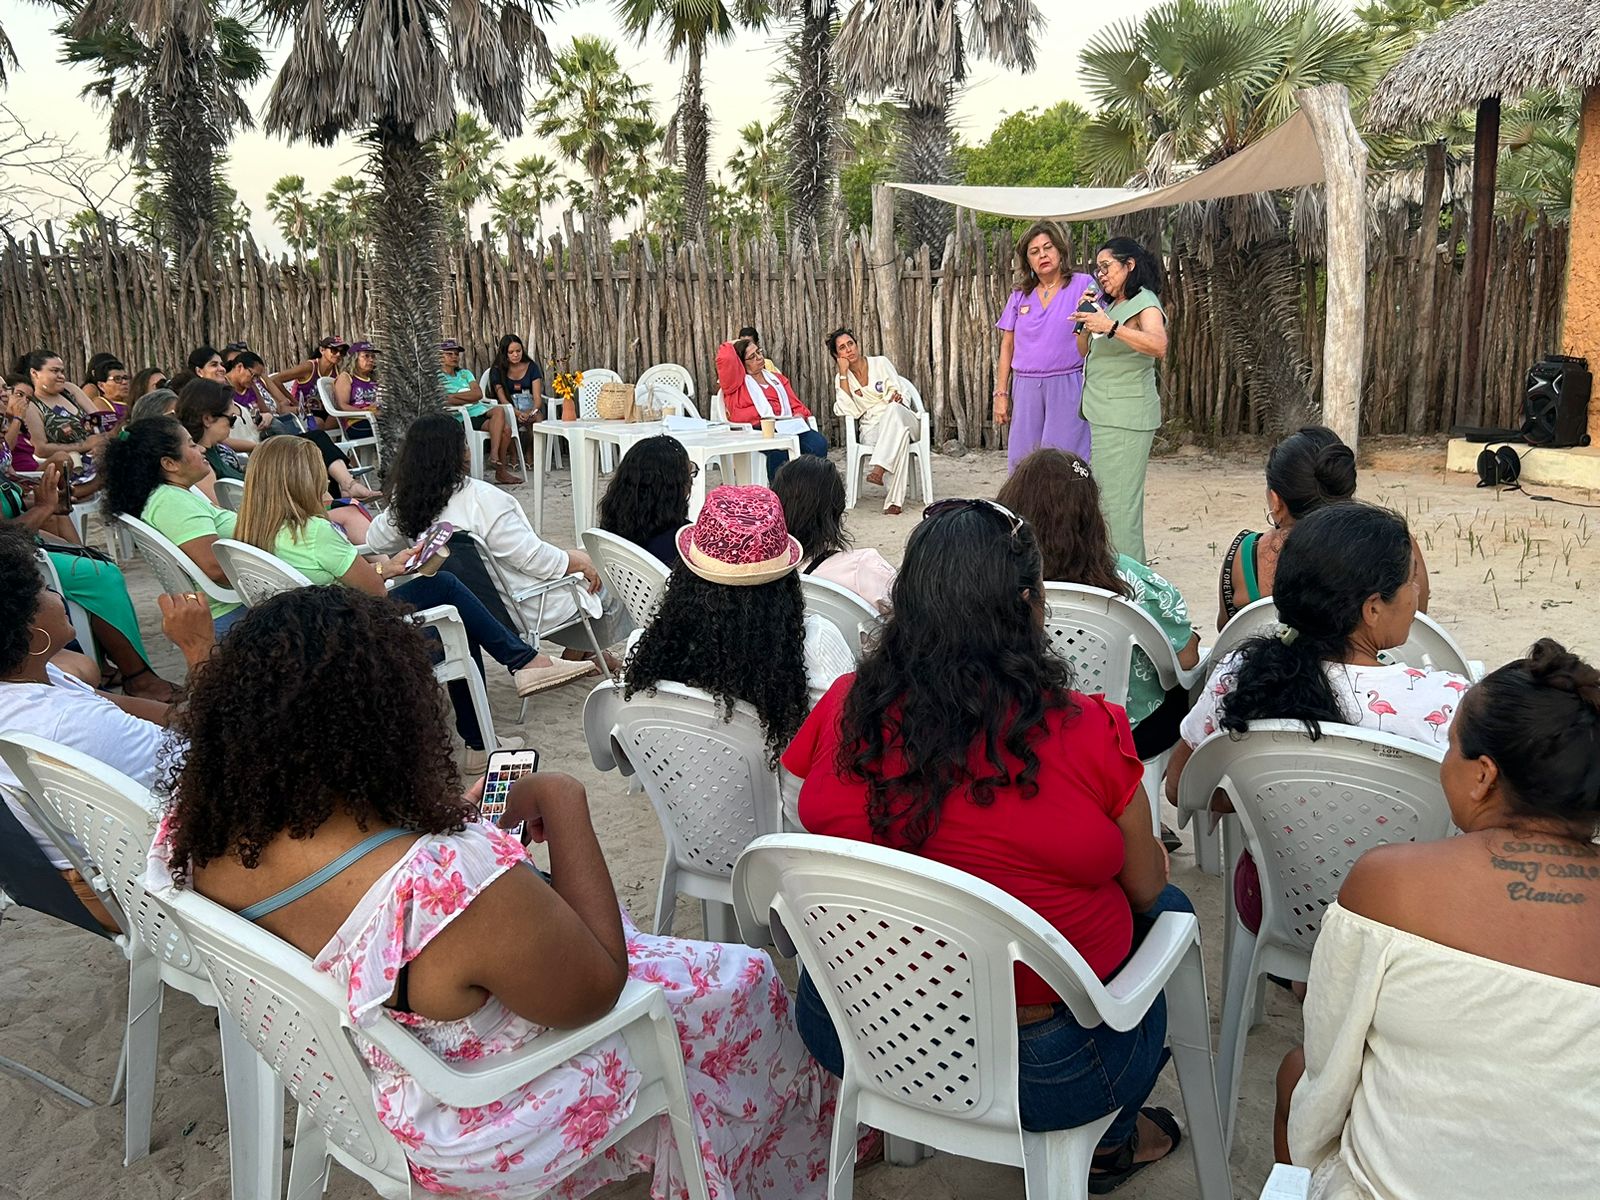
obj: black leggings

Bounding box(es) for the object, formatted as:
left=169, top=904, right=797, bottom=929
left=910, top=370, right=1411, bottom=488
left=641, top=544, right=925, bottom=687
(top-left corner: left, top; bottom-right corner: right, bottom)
left=293, top=429, right=352, bottom=498
left=1131, top=685, right=1190, bottom=761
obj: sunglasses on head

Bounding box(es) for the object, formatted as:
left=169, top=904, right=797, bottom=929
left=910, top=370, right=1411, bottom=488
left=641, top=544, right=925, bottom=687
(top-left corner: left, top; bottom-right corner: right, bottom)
left=922, top=497, right=1025, bottom=537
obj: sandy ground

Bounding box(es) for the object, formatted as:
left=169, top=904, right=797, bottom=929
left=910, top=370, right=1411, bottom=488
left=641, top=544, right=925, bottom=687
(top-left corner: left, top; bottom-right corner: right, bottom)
left=2, top=437, right=1596, bottom=1200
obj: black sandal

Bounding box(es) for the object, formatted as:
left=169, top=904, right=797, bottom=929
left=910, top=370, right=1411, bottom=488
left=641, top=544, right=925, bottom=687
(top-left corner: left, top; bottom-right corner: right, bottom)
left=1087, top=1106, right=1183, bottom=1195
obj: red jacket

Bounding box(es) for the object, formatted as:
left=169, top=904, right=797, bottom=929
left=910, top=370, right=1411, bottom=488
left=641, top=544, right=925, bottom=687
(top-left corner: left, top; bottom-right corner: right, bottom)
left=716, top=342, right=812, bottom=426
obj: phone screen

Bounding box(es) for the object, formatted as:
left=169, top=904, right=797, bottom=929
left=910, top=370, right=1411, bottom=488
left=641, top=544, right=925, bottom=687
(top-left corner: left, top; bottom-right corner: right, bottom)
left=481, top=748, right=540, bottom=826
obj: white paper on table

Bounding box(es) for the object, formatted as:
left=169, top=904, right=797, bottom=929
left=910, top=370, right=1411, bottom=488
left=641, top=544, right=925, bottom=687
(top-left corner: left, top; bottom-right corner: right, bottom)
left=664, top=415, right=710, bottom=432
left=773, top=418, right=809, bottom=436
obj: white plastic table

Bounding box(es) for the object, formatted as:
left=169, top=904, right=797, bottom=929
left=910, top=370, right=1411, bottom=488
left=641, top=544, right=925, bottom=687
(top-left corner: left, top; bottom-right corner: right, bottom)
left=528, top=418, right=609, bottom=536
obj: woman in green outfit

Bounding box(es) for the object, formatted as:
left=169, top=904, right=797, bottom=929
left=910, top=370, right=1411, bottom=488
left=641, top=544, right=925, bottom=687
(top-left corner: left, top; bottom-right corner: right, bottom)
left=1076, top=237, right=1168, bottom=564
left=2, top=457, right=177, bottom=699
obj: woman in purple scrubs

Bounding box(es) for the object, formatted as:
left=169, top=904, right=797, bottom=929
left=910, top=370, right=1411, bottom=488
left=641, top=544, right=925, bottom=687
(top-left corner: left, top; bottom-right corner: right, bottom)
left=992, top=221, right=1097, bottom=472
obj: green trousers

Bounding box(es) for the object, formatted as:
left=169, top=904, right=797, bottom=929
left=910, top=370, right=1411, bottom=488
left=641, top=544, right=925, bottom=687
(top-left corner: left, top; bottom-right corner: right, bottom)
left=1090, top=423, right=1156, bottom=564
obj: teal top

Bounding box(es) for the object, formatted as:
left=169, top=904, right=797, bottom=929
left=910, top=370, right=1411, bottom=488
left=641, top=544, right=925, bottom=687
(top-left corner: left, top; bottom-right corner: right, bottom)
left=273, top=518, right=358, bottom=585
left=1114, top=553, right=1192, bottom=725
left=1082, top=287, right=1164, bottom=432
left=140, top=485, right=241, bottom=619
left=441, top=368, right=488, bottom=419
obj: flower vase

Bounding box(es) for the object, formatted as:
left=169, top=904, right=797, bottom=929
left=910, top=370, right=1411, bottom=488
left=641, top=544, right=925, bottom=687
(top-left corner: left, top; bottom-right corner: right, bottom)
left=561, top=397, right=577, bottom=421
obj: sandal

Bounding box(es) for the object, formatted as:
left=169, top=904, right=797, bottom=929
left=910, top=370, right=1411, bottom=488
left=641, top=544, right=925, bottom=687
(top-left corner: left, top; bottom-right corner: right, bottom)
left=1087, top=1106, right=1182, bottom=1195
left=116, top=665, right=179, bottom=703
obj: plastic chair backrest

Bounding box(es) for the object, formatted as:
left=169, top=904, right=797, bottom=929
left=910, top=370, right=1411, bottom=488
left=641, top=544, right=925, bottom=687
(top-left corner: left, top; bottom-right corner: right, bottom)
left=799, top=574, right=880, bottom=660
left=732, top=834, right=1170, bottom=1132
left=897, top=377, right=927, bottom=415
left=636, top=363, right=695, bottom=398
left=213, top=477, right=245, bottom=513
left=638, top=383, right=698, bottom=419
left=0, top=734, right=192, bottom=969
left=150, top=882, right=417, bottom=1185
left=1211, top=598, right=1474, bottom=680
left=34, top=549, right=97, bottom=653
left=213, top=538, right=312, bottom=606
left=118, top=513, right=241, bottom=607
left=578, top=369, right=622, bottom=419
left=597, top=680, right=782, bottom=884
left=1041, top=581, right=1182, bottom=704
left=0, top=776, right=111, bottom=937
left=581, top=528, right=670, bottom=627
left=1184, top=720, right=1449, bottom=954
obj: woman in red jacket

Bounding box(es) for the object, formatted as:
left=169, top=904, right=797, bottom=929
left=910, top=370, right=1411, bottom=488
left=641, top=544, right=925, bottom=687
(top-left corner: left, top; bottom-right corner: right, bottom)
left=716, top=336, right=829, bottom=480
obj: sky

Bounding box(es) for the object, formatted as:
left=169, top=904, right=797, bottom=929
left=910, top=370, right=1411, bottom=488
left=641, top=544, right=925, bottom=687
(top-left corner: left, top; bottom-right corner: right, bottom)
left=1, top=0, right=1167, bottom=253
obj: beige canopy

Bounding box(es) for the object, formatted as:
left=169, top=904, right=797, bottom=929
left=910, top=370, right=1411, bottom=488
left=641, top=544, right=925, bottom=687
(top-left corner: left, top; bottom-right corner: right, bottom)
left=888, top=106, right=1329, bottom=221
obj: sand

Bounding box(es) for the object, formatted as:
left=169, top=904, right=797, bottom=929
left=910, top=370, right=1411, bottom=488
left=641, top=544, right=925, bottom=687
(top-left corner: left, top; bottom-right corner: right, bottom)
left=2, top=437, right=1595, bottom=1200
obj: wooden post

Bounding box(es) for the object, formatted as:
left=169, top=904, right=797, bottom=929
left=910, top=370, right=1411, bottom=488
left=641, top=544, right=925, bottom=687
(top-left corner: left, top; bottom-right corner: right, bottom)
left=1407, top=142, right=1447, bottom=433
left=1299, top=84, right=1368, bottom=452
left=1564, top=86, right=1600, bottom=444
left=1458, top=96, right=1501, bottom=428
left=870, top=185, right=904, bottom=370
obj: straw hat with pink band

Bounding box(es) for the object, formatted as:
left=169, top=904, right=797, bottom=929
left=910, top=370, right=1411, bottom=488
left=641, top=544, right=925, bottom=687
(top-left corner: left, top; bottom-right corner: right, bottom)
left=676, top=485, right=804, bottom=586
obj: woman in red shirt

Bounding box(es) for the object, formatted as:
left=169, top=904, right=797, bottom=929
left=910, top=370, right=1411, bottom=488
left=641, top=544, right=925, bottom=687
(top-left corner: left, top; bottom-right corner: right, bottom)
left=715, top=336, right=829, bottom=480
left=784, top=498, right=1190, bottom=1193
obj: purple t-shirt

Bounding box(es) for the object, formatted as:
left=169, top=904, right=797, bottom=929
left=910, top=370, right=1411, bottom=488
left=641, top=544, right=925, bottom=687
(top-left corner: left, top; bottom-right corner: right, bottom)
left=347, top=376, right=378, bottom=410
left=996, top=271, right=1096, bottom=375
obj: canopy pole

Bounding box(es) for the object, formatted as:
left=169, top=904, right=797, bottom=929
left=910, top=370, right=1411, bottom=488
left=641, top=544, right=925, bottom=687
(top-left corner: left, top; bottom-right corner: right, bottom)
left=1299, top=84, right=1368, bottom=453
left=1459, top=97, right=1501, bottom=429
left=870, top=185, right=905, bottom=370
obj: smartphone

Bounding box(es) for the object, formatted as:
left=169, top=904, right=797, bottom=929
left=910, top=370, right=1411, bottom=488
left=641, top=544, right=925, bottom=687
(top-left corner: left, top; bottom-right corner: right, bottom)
left=1073, top=287, right=1102, bottom=333
left=480, top=747, right=540, bottom=828
left=404, top=521, right=454, bottom=572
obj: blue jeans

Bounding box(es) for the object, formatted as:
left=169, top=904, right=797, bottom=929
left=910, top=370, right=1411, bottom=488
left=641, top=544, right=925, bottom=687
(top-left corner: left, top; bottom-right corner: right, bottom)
left=389, top=572, right=538, bottom=750
left=796, top=883, right=1193, bottom=1149
left=762, top=429, right=828, bottom=482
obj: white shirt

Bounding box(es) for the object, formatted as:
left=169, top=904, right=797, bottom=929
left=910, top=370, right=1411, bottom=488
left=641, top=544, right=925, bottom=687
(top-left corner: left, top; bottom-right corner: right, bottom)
left=0, top=664, right=171, bottom=869
left=832, top=355, right=906, bottom=439
left=367, top=478, right=599, bottom=629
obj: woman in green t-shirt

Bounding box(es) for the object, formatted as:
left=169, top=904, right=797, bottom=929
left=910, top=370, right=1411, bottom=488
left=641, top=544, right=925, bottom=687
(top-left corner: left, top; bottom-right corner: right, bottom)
left=1075, top=237, right=1169, bottom=564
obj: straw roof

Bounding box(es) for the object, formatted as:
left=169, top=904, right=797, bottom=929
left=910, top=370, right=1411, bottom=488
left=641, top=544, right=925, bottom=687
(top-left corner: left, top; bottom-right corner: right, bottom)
left=1367, top=0, right=1600, bottom=131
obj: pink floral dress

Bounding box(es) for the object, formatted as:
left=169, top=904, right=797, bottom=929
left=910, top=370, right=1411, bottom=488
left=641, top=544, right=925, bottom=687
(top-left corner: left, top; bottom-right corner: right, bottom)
left=289, top=822, right=834, bottom=1199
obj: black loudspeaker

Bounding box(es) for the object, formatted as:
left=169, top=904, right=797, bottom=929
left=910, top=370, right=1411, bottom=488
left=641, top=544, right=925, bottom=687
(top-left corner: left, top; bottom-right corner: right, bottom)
left=1523, top=355, right=1592, bottom=448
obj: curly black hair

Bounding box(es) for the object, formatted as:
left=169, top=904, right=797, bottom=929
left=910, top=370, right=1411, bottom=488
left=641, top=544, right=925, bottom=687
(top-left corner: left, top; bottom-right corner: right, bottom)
left=837, top=502, right=1078, bottom=850
left=160, top=586, right=470, bottom=883
left=1219, top=503, right=1413, bottom=739
left=623, top=565, right=811, bottom=767
left=0, top=526, right=44, bottom=676
left=598, top=436, right=692, bottom=548
left=389, top=412, right=469, bottom=540
left=1459, top=639, right=1600, bottom=830
left=103, top=416, right=186, bottom=519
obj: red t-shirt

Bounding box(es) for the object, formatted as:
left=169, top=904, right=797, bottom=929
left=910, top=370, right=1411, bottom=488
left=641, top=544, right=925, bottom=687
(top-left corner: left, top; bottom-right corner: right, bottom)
left=783, top=675, right=1145, bottom=1006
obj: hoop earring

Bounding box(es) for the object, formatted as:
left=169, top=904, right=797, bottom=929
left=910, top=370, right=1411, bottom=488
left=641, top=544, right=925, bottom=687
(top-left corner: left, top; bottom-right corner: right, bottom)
left=28, top=627, right=52, bottom=658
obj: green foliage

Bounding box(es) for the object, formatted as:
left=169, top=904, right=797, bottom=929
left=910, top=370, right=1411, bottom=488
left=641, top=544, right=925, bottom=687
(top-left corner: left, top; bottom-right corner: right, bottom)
left=955, top=102, right=1092, bottom=230
left=840, top=155, right=892, bottom=231
left=492, top=155, right=567, bottom=241
left=434, top=112, right=500, bottom=240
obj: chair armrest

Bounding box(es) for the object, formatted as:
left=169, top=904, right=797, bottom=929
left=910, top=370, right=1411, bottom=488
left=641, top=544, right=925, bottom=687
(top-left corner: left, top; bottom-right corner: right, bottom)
left=1098, top=911, right=1201, bottom=1027
left=359, top=979, right=667, bottom=1109
left=507, top=573, right=585, bottom=605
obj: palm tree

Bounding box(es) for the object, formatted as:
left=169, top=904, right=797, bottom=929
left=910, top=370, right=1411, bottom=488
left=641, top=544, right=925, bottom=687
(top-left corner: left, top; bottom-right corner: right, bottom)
left=616, top=111, right=666, bottom=231
left=615, top=0, right=771, bottom=236
left=255, top=0, right=552, bottom=460
left=266, top=174, right=317, bottom=260
left=492, top=153, right=566, bottom=242
left=727, top=120, right=783, bottom=211
left=318, top=173, right=377, bottom=249
left=530, top=36, right=651, bottom=241
left=776, top=0, right=839, bottom=246
left=1080, top=0, right=1390, bottom=431
left=54, top=1, right=267, bottom=262
left=436, top=111, right=501, bottom=241
left=836, top=0, right=1042, bottom=258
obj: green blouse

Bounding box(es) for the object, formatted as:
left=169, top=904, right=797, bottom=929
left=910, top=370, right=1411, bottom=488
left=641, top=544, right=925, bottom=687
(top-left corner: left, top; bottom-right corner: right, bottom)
left=1082, top=287, right=1164, bottom=432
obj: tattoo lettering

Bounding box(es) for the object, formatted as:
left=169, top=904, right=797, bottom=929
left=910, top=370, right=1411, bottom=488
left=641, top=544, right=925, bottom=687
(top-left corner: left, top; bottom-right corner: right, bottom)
left=1502, top=839, right=1600, bottom=859
left=1506, top=882, right=1588, bottom=905
left=1490, top=854, right=1541, bottom=883
left=1491, top=841, right=1598, bottom=904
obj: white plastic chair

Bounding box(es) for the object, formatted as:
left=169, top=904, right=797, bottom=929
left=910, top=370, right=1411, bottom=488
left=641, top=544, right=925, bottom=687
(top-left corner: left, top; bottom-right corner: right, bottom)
left=579, top=369, right=623, bottom=473
left=212, top=539, right=501, bottom=753
left=212, top=477, right=245, bottom=513
left=638, top=383, right=699, bottom=419
left=842, top=376, right=935, bottom=510
left=458, top=530, right=611, bottom=721
left=148, top=882, right=713, bottom=1200
left=731, top=834, right=1231, bottom=1200
left=800, top=574, right=881, bottom=661
left=582, top=528, right=671, bottom=628
left=584, top=680, right=780, bottom=942
left=1260, top=1164, right=1313, bottom=1198
left=1206, top=597, right=1482, bottom=682
left=1175, top=719, right=1450, bottom=1152
left=35, top=549, right=97, bottom=662
left=116, top=513, right=242, bottom=611
left=315, top=376, right=379, bottom=468
left=1042, top=582, right=1198, bottom=832
left=636, top=363, right=695, bottom=399
left=0, top=734, right=286, bottom=1197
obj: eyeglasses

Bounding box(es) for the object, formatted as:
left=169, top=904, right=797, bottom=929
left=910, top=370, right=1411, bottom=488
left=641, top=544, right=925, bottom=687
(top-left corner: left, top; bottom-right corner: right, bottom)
left=922, top=498, right=1026, bottom=538
left=107, top=374, right=130, bottom=384
left=1093, top=258, right=1121, bottom=275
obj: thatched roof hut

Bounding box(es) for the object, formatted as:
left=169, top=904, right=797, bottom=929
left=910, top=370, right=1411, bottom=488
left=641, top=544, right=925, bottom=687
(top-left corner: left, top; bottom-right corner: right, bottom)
left=1367, top=0, right=1600, bottom=130
left=1367, top=0, right=1600, bottom=438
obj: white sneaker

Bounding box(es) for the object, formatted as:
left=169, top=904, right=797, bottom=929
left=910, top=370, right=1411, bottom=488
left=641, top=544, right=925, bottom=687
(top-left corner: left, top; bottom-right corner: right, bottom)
left=513, top=657, right=598, bottom=697
left=463, top=734, right=526, bottom=776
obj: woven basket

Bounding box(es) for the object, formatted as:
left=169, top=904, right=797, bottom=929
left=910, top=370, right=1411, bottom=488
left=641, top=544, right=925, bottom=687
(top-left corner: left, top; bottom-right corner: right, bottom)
left=596, top=381, right=633, bottom=420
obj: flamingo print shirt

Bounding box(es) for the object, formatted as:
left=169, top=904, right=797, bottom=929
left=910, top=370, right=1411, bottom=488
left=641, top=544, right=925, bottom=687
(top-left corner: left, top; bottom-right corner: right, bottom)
left=1181, top=654, right=1470, bottom=749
